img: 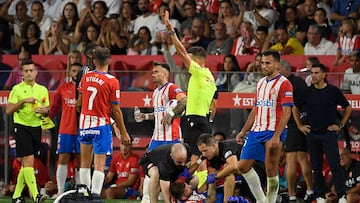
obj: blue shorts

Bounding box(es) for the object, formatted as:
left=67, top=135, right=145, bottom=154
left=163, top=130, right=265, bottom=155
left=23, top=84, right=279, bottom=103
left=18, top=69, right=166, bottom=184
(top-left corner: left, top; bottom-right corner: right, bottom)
left=57, top=134, right=80, bottom=154
left=240, top=130, right=287, bottom=162
left=148, top=139, right=181, bottom=151
left=78, top=125, right=113, bottom=155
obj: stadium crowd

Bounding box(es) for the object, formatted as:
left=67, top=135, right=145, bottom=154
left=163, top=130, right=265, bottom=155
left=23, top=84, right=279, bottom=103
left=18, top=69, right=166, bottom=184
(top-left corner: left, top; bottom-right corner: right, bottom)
left=0, top=0, right=359, bottom=203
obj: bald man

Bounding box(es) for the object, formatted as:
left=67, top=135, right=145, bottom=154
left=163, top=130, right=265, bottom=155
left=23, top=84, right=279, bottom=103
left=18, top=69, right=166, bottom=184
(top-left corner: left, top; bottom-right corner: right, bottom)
left=139, top=143, right=195, bottom=203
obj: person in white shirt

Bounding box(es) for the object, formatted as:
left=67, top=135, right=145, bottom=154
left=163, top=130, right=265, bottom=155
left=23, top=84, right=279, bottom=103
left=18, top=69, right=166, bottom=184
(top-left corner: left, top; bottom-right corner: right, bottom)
left=304, top=24, right=336, bottom=55
left=343, top=51, right=360, bottom=94
left=30, top=1, right=51, bottom=40
left=237, top=0, right=277, bottom=34
left=133, top=0, right=161, bottom=43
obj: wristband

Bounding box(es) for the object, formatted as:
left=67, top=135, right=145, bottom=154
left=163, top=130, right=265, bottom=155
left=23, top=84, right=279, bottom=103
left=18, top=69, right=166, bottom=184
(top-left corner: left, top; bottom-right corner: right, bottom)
left=168, top=111, right=175, bottom=117
left=144, top=114, right=149, bottom=120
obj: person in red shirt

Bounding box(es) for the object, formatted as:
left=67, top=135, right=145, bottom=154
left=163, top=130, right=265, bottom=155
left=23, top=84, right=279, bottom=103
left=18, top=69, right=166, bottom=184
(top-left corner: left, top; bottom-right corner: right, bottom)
left=50, top=62, right=82, bottom=195
left=103, top=142, right=140, bottom=199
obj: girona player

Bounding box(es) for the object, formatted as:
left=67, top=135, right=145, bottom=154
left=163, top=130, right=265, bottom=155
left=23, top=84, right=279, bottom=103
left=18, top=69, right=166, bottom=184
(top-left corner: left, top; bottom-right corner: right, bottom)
left=76, top=47, right=131, bottom=195
left=134, top=61, right=187, bottom=203
left=134, top=61, right=187, bottom=151
left=50, top=63, right=82, bottom=195
left=236, top=50, right=294, bottom=203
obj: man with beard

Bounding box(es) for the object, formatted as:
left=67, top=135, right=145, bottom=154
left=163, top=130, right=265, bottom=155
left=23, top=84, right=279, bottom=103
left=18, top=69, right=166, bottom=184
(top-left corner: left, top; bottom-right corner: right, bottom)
left=236, top=50, right=294, bottom=203
left=139, top=143, right=196, bottom=203
left=293, top=63, right=351, bottom=203
left=50, top=63, right=82, bottom=195
left=133, top=0, right=161, bottom=43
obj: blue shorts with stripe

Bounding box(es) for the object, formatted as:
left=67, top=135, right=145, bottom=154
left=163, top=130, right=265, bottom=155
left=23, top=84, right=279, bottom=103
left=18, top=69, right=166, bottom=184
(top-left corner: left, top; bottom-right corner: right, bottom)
left=148, top=139, right=181, bottom=151
left=57, top=134, right=80, bottom=154
left=78, top=124, right=112, bottom=155
left=240, top=130, right=287, bottom=162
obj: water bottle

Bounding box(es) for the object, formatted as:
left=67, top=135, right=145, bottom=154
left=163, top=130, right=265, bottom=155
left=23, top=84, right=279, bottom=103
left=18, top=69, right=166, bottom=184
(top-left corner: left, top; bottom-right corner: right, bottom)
left=134, top=106, right=143, bottom=122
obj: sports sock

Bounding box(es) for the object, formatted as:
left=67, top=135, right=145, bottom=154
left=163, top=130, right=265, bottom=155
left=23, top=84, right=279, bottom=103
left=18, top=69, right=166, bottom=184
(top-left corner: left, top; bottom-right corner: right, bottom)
left=242, top=168, right=266, bottom=203
left=13, top=167, right=26, bottom=199
left=79, top=168, right=91, bottom=190
left=56, top=164, right=68, bottom=194
left=23, top=167, right=39, bottom=200
left=91, top=170, right=104, bottom=194
left=75, top=168, right=80, bottom=185
left=266, top=176, right=279, bottom=203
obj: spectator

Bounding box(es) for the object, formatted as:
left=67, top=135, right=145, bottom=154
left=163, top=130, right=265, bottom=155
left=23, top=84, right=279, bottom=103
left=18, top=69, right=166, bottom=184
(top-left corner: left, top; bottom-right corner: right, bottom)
left=304, top=24, right=337, bottom=55
left=127, top=26, right=158, bottom=55
left=20, top=20, right=42, bottom=55
left=133, top=0, right=161, bottom=43
left=207, top=22, right=233, bottom=55
left=216, top=54, right=242, bottom=92
left=118, top=2, right=136, bottom=40
left=0, top=0, right=32, bottom=52
left=283, top=6, right=300, bottom=38
left=299, top=56, right=321, bottom=86
left=295, top=0, right=317, bottom=45
left=76, top=47, right=131, bottom=195
left=195, top=0, right=220, bottom=28
left=81, top=0, right=108, bottom=29
left=236, top=0, right=277, bottom=34
left=6, top=0, right=33, bottom=17
left=179, top=0, right=209, bottom=38
left=339, top=147, right=360, bottom=203
left=333, top=18, right=360, bottom=66
left=4, top=50, right=49, bottom=90
left=65, top=50, right=82, bottom=81
left=185, top=17, right=212, bottom=50
left=279, top=59, right=314, bottom=202
left=6, top=59, right=50, bottom=203
left=343, top=51, right=360, bottom=94
left=0, top=8, right=11, bottom=50
left=313, top=7, right=333, bottom=41
left=103, top=142, right=140, bottom=199
left=233, top=52, right=263, bottom=93
left=153, top=3, right=181, bottom=49
left=0, top=51, right=11, bottom=90
left=75, top=23, right=100, bottom=54
left=231, top=22, right=255, bottom=56
left=97, top=16, right=128, bottom=55
left=268, top=26, right=304, bottom=55
left=30, top=1, right=51, bottom=40
left=293, top=63, right=351, bottom=203
left=217, top=0, right=238, bottom=37
left=39, top=20, right=70, bottom=55
left=59, top=2, right=79, bottom=45
left=42, top=0, right=63, bottom=21
left=330, top=0, right=360, bottom=38
left=50, top=62, right=81, bottom=195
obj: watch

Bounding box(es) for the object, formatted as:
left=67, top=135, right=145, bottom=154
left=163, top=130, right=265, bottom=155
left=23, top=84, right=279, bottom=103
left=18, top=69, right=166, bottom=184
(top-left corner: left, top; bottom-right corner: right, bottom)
left=252, top=9, right=257, bottom=13
left=168, top=30, right=175, bottom=36
left=338, top=124, right=344, bottom=129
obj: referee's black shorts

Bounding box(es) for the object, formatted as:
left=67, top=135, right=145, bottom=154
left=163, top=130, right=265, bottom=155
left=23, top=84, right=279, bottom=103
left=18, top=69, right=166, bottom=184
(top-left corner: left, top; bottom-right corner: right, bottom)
left=284, top=125, right=308, bottom=153
left=13, top=123, right=42, bottom=157
left=182, top=115, right=211, bottom=156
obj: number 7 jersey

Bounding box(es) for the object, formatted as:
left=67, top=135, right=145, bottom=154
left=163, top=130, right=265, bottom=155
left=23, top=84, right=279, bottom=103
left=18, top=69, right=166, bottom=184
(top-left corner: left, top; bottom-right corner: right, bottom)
left=78, top=71, right=120, bottom=129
